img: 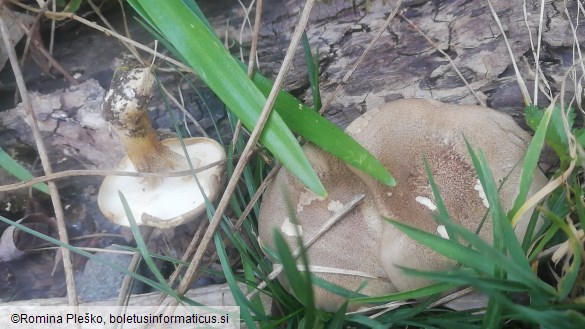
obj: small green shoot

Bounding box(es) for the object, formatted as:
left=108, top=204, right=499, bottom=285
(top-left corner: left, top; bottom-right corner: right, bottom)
left=301, top=32, right=322, bottom=111
left=0, top=147, right=49, bottom=194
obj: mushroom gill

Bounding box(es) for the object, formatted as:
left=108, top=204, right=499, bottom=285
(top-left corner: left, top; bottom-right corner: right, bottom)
left=97, top=65, right=226, bottom=228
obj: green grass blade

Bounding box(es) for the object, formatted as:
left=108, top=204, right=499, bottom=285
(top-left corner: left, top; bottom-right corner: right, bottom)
left=520, top=206, right=542, bottom=252
left=398, top=268, right=530, bottom=292
left=482, top=298, right=502, bottom=329
left=385, top=218, right=494, bottom=274
left=510, top=101, right=554, bottom=224
left=525, top=104, right=576, bottom=165
left=422, top=158, right=449, bottom=220
left=214, top=234, right=257, bottom=328
left=389, top=214, right=556, bottom=296
left=350, top=281, right=457, bottom=304
left=327, top=304, right=347, bottom=329
left=242, top=245, right=266, bottom=316
left=128, top=0, right=394, bottom=190
left=344, top=314, right=391, bottom=329
left=528, top=223, right=559, bottom=262
left=423, top=157, right=459, bottom=243
left=0, top=214, right=181, bottom=299
left=464, top=141, right=530, bottom=270
left=0, top=147, right=49, bottom=194
left=310, top=275, right=365, bottom=300
left=557, top=241, right=581, bottom=299
left=62, top=0, right=82, bottom=13
left=249, top=70, right=396, bottom=187
left=130, top=0, right=325, bottom=196
left=180, top=0, right=214, bottom=32
left=301, top=32, right=321, bottom=111
left=574, top=180, right=585, bottom=230
left=117, top=191, right=173, bottom=292
left=273, top=230, right=316, bottom=327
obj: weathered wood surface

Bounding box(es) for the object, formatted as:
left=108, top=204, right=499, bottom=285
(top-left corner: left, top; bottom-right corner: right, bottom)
left=2, top=0, right=582, bottom=171
left=248, top=0, right=583, bottom=128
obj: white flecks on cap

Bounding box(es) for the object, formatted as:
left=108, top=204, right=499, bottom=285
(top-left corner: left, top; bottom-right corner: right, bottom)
left=327, top=200, right=344, bottom=212
left=281, top=217, right=303, bottom=237
left=415, top=196, right=437, bottom=211
left=297, top=190, right=325, bottom=213
left=437, top=225, right=449, bottom=239
left=473, top=179, right=490, bottom=208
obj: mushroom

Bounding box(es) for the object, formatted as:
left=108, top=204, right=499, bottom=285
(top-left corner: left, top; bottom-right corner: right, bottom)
left=98, top=66, right=225, bottom=228
left=258, top=144, right=395, bottom=312
left=258, top=98, right=548, bottom=310
left=345, top=99, right=547, bottom=291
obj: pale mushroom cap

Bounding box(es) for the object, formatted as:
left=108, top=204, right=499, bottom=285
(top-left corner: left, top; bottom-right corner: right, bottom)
left=258, top=144, right=395, bottom=312
left=98, top=137, right=225, bottom=229
left=345, top=98, right=548, bottom=291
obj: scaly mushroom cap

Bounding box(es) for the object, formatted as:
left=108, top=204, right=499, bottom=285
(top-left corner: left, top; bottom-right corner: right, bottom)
left=98, top=137, right=225, bottom=229
left=345, top=98, right=548, bottom=291
left=258, top=144, right=395, bottom=312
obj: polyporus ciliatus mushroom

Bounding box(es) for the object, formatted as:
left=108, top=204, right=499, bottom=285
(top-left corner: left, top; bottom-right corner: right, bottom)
left=98, top=66, right=225, bottom=229
left=258, top=98, right=548, bottom=311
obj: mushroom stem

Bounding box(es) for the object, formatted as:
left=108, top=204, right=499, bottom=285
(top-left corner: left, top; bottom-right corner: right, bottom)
left=99, top=64, right=227, bottom=228
left=102, top=66, right=188, bottom=175
left=119, top=110, right=188, bottom=173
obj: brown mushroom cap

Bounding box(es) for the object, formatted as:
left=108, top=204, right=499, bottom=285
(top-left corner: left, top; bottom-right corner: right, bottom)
left=98, top=137, right=225, bottom=229
left=258, top=144, right=395, bottom=312
left=259, top=98, right=548, bottom=311
left=345, top=98, right=548, bottom=291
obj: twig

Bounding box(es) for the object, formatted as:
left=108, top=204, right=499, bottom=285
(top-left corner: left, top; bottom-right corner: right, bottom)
left=236, top=0, right=255, bottom=63
left=232, top=162, right=278, bottom=232
left=536, top=243, right=562, bottom=261
left=86, top=0, right=144, bottom=65
left=18, top=0, right=51, bottom=68
left=523, top=0, right=554, bottom=104
left=142, top=220, right=207, bottom=326
left=229, top=0, right=267, bottom=232
left=8, top=0, right=193, bottom=72
left=320, top=0, right=403, bottom=115
left=487, top=0, right=532, bottom=105
left=49, top=0, right=55, bottom=54
left=246, top=194, right=365, bottom=299
left=158, top=83, right=208, bottom=137
left=0, top=158, right=230, bottom=192
left=230, top=0, right=264, bottom=160
left=0, top=12, right=78, bottom=308
left=138, top=222, right=208, bottom=329
left=114, top=227, right=153, bottom=306
left=3, top=5, right=78, bottom=85
left=532, top=0, right=545, bottom=106
left=428, top=286, right=475, bottom=308
left=170, top=0, right=318, bottom=305
left=564, top=2, right=585, bottom=112
left=247, top=0, right=262, bottom=76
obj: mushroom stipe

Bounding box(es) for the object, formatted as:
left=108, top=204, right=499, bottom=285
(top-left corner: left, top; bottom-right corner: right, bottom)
left=258, top=98, right=548, bottom=312
left=98, top=66, right=226, bottom=228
